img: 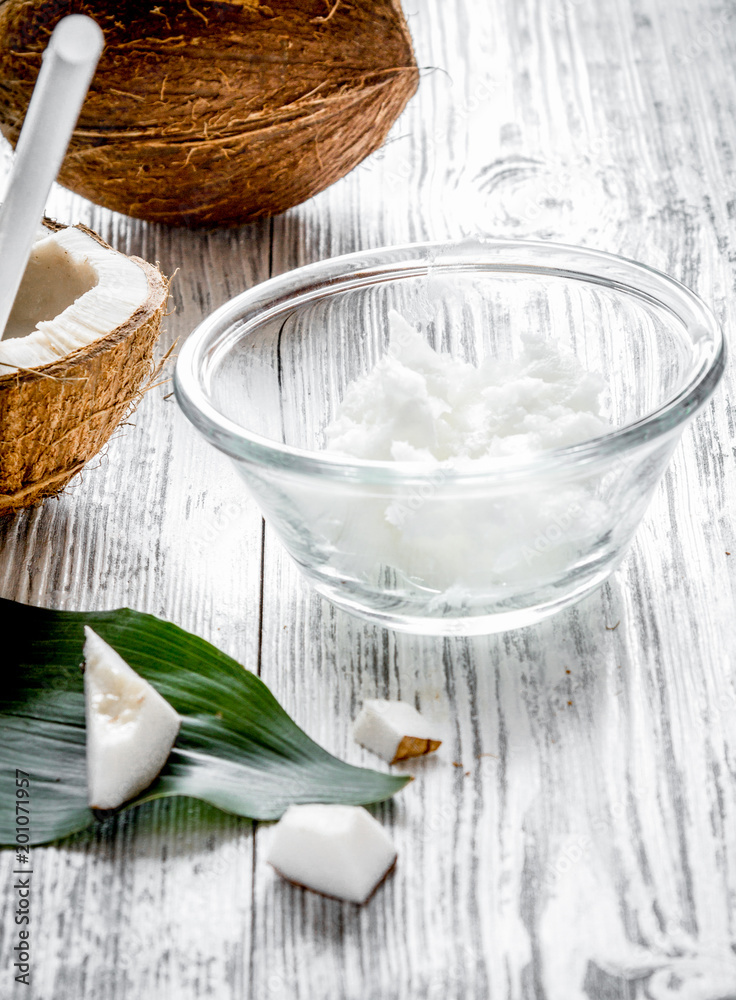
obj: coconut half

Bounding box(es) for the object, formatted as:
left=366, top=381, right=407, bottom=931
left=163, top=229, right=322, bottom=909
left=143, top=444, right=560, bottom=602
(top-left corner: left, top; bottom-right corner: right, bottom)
left=0, top=221, right=168, bottom=515
left=83, top=626, right=181, bottom=811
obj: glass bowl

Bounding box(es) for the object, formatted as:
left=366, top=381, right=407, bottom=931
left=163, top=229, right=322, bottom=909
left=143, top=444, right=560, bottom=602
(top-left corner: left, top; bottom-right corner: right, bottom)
left=174, top=239, right=725, bottom=635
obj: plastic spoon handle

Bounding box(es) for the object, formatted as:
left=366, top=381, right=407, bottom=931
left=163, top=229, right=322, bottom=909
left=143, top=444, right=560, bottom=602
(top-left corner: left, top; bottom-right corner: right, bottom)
left=0, top=15, right=104, bottom=340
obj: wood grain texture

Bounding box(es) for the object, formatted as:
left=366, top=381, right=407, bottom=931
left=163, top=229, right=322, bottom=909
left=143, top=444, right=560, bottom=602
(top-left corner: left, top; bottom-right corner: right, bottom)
left=2, top=0, right=736, bottom=996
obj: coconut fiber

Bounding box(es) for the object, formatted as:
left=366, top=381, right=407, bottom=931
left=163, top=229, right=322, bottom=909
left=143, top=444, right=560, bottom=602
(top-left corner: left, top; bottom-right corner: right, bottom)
left=0, top=0, right=419, bottom=225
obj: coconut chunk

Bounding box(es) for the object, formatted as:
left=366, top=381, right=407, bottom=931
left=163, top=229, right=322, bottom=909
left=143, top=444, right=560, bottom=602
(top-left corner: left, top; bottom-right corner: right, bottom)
left=353, top=699, right=442, bottom=764
left=83, top=626, right=181, bottom=811
left=266, top=804, right=397, bottom=904
left=0, top=224, right=148, bottom=372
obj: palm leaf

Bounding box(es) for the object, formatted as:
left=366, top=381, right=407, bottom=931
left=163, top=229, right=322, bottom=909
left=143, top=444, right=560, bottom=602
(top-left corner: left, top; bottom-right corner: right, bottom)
left=0, top=599, right=409, bottom=846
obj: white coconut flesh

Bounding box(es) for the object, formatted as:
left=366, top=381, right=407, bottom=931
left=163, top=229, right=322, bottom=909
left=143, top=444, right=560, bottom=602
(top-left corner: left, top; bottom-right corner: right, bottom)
left=0, top=225, right=149, bottom=372
left=83, top=626, right=181, bottom=811
left=353, top=699, right=442, bottom=764
left=266, top=803, right=397, bottom=904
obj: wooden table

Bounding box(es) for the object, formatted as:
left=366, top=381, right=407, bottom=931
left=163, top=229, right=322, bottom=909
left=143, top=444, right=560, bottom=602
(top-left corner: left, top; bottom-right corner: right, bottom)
left=2, top=0, right=736, bottom=996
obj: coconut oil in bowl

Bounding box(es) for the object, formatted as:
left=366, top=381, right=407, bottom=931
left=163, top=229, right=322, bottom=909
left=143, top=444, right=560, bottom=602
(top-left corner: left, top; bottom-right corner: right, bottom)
left=175, top=239, right=725, bottom=635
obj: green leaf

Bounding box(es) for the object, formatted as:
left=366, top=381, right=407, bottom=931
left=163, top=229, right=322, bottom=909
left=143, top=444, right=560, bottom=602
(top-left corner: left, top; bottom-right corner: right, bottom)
left=0, top=599, right=409, bottom=846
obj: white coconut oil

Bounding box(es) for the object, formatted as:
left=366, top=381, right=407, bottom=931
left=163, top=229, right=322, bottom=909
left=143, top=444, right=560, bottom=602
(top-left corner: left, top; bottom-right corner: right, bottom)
left=325, top=311, right=607, bottom=463
left=309, top=311, right=611, bottom=606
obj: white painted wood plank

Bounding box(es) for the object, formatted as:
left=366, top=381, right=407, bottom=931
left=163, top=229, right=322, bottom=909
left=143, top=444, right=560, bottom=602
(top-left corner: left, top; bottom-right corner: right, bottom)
left=255, top=0, right=736, bottom=997
left=0, top=195, right=269, bottom=998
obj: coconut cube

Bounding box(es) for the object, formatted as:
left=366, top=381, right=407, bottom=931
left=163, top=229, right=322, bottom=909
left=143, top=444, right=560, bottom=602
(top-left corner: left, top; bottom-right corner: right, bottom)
left=353, top=699, right=442, bottom=764
left=267, top=804, right=397, bottom=904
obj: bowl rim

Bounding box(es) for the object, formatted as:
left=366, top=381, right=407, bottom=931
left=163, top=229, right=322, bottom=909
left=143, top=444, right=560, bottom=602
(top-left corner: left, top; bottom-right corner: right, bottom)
left=174, top=237, right=726, bottom=485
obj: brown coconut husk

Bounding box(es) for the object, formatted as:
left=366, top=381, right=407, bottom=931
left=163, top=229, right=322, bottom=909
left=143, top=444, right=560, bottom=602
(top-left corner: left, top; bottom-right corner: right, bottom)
left=0, top=0, right=419, bottom=226
left=391, top=735, right=442, bottom=763
left=0, top=225, right=169, bottom=516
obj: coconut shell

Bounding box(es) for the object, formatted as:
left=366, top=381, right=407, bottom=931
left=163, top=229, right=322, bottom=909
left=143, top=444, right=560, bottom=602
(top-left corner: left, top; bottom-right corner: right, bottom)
left=0, top=225, right=168, bottom=516
left=0, top=1, right=419, bottom=226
